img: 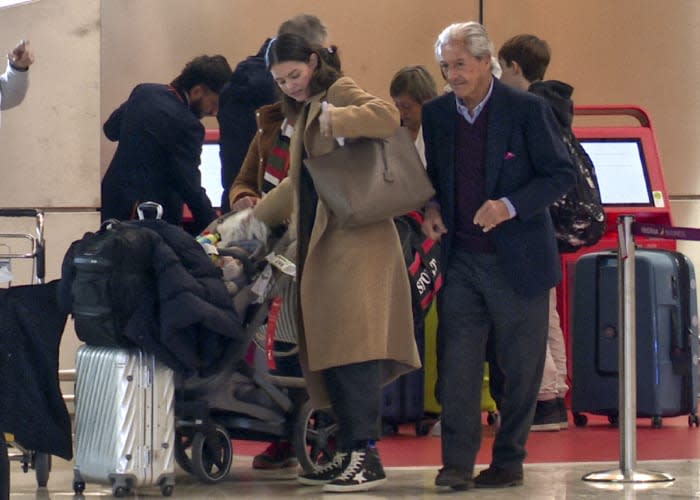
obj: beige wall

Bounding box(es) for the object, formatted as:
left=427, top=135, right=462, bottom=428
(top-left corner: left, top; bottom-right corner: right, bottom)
left=100, top=0, right=481, bottom=169
left=1, top=0, right=699, bottom=374
left=0, top=0, right=102, bottom=381
left=0, top=0, right=100, bottom=208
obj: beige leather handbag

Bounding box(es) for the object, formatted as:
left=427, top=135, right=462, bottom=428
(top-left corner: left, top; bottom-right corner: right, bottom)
left=304, top=127, right=435, bottom=228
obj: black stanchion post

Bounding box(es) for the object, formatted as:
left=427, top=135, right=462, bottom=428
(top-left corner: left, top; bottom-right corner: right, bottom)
left=582, top=215, right=674, bottom=483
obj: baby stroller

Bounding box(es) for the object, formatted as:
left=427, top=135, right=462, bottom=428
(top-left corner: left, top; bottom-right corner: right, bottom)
left=174, top=210, right=338, bottom=483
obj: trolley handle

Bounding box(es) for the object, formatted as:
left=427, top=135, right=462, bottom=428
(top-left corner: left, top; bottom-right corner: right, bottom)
left=0, top=208, right=40, bottom=218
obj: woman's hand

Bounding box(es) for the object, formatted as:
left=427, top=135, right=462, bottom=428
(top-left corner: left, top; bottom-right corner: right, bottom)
left=231, top=195, right=259, bottom=212
left=319, top=101, right=335, bottom=137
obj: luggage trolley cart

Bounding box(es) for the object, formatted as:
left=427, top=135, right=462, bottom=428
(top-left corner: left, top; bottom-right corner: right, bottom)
left=0, top=208, right=52, bottom=488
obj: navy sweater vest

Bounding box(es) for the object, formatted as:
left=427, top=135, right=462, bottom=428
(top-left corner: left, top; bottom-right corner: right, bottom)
left=453, top=107, right=496, bottom=253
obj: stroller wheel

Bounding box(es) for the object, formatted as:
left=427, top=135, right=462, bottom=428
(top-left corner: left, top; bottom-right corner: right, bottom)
left=191, top=425, right=232, bottom=483
left=174, top=429, right=195, bottom=474
left=293, top=399, right=339, bottom=475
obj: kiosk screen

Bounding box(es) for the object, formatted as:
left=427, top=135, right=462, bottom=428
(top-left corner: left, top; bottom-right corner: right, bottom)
left=579, top=138, right=652, bottom=206
left=199, top=143, right=223, bottom=208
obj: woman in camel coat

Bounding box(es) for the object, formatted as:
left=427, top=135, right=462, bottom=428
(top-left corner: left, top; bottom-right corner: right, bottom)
left=253, top=33, right=419, bottom=492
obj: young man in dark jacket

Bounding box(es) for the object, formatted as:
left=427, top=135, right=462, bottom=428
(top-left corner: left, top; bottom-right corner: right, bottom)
left=101, top=55, right=231, bottom=234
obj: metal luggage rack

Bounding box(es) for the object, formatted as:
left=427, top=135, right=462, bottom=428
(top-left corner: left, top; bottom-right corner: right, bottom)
left=0, top=208, right=50, bottom=488
left=0, top=208, right=45, bottom=286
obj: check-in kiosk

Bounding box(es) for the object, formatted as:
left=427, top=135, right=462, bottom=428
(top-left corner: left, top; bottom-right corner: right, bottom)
left=182, top=128, right=222, bottom=226
left=558, top=105, right=675, bottom=387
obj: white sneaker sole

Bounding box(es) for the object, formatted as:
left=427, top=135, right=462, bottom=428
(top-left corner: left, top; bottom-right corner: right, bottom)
left=297, top=475, right=335, bottom=486
left=322, top=477, right=387, bottom=492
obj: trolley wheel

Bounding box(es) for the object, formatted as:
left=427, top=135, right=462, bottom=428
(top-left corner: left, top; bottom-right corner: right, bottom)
left=292, top=399, right=339, bottom=475
left=191, top=425, right=232, bottom=483
left=174, top=429, right=194, bottom=474
left=651, top=415, right=663, bottom=429
left=573, top=412, right=588, bottom=427
left=32, top=452, right=51, bottom=487
left=689, top=414, right=699, bottom=427
left=72, top=480, right=85, bottom=495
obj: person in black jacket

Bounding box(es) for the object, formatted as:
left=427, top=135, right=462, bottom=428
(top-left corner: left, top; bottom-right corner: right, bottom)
left=216, top=14, right=328, bottom=212
left=101, top=55, right=231, bottom=234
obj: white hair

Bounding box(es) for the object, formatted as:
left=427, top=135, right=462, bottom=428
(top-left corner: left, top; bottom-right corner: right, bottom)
left=434, top=22, right=494, bottom=62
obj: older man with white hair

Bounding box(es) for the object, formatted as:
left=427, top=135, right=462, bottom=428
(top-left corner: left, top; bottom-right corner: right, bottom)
left=421, top=21, right=574, bottom=490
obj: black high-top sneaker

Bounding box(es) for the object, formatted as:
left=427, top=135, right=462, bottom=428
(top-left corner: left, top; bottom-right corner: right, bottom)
left=297, top=451, right=349, bottom=485
left=322, top=447, right=387, bottom=493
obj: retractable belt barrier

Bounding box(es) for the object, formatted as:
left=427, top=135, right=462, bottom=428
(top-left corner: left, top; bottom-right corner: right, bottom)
left=583, top=215, right=692, bottom=485
left=632, top=222, right=700, bottom=242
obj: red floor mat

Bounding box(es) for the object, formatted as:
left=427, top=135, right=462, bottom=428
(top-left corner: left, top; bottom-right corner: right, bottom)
left=233, top=414, right=700, bottom=468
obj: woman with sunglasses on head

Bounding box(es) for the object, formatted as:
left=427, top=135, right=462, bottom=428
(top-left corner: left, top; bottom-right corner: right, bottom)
left=252, top=33, right=420, bottom=493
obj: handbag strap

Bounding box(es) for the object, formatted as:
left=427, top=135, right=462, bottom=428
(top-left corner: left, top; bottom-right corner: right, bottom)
left=379, top=138, right=394, bottom=183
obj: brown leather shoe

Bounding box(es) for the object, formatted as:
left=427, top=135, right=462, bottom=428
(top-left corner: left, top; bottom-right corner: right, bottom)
left=435, top=466, right=473, bottom=491
left=474, top=465, right=524, bottom=488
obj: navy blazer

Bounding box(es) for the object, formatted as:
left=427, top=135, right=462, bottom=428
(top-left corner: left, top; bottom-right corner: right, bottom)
left=422, top=77, right=575, bottom=296
left=101, top=83, right=216, bottom=233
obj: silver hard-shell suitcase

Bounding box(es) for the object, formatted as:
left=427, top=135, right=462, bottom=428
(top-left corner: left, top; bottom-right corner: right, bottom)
left=72, top=345, right=176, bottom=497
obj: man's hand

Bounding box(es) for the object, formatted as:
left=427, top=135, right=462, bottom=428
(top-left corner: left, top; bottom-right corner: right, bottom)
left=8, top=40, right=34, bottom=70
left=421, top=205, right=447, bottom=241
left=473, top=199, right=511, bottom=232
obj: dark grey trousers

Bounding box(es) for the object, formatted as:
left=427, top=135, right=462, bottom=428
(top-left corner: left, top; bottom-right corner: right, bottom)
left=322, top=360, right=382, bottom=451
left=437, top=250, right=548, bottom=472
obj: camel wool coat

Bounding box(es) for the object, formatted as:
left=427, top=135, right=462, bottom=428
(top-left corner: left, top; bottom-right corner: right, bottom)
left=254, top=77, right=420, bottom=408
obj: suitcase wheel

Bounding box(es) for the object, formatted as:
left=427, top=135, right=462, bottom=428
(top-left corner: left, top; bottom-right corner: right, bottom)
left=573, top=412, right=588, bottom=427
left=160, top=484, right=174, bottom=497
left=689, top=414, right=699, bottom=427
left=113, top=485, right=129, bottom=498
left=72, top=480, right=85, bottom=495
left=651, top=416, right=663, bottom=429
left=415, top=420, right=431, bottom=436
left=486, top=411, right=500, bottom=427
left=381, top=421, right=399, bottom=436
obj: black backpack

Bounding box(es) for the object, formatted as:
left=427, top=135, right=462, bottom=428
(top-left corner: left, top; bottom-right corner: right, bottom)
left=550, top=131, right=606, bottom=253
left=59, top=220, right=158, bottom=347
